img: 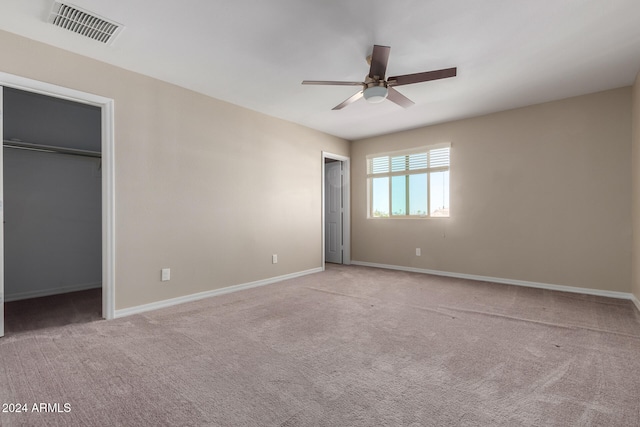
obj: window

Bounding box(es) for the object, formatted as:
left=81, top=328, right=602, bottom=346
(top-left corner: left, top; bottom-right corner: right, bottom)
left=367, top=144, right=450, bottom=218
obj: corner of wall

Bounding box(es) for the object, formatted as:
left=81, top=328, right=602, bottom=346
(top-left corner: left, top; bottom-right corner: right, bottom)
left=632, top=69, right=640, bottom=308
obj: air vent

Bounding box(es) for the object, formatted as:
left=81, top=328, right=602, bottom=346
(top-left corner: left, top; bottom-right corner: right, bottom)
left=47, top=2, right=122, bottom=45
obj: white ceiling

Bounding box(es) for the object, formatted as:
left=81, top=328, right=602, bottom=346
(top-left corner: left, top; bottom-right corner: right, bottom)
left=1, top=0, right=640, bottom=140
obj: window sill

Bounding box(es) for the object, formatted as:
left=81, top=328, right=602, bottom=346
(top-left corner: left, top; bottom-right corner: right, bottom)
left=367, top=215, right=450, bottom=220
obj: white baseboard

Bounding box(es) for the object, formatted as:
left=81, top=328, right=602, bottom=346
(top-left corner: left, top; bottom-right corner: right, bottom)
left=351, top=261, right=635, bottom=301
left=631, top=294, right=640, bottom=313
left=115, top=267, right=323, bottom=318
left=5, top=282, right=102, bottom=302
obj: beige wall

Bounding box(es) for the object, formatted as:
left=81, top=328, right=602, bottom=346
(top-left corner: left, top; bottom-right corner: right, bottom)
left=0, top=27, right=634, bottom=308
left=632, top=71, right=640, bottom=301
left=0, top=30, right=349, bottom=309
left=352, top=88, right=632, bottom=292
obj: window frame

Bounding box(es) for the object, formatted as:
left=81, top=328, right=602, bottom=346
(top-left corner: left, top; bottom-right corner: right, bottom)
left=366, top=143, right=450, bottom=219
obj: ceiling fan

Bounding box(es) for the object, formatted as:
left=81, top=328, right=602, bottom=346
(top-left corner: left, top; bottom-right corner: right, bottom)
left=302, top=45, right=457, bottom=110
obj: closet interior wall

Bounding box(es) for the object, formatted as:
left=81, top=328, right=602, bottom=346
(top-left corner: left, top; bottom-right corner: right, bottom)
left=2, top=87, right=102, bottom=301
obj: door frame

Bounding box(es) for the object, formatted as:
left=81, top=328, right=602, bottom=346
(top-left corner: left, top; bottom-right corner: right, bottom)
left=321, top=151, right=350, bottom=268
left=0, top=72, right=116, bottom=327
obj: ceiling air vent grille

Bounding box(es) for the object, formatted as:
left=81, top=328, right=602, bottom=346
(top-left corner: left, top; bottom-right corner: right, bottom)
left=48, top=2, right=122, bottom=44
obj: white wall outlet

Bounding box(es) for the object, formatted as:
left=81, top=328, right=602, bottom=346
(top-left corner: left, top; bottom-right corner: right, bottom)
left=416, top=248, right=421, bottom=256
left=272, top=254, right=278, bottom=264
left=161, top=268, right=170, bottom=281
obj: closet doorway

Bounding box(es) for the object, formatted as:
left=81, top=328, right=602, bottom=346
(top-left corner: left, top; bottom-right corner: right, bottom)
left=3, top=87, right=102, bottom=333
left=0, top=74, right=115, bottom=337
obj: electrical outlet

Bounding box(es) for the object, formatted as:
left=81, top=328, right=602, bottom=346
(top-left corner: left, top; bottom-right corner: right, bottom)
left=272, top=254, right=278, bottom=264
left=161, top=268, right=170, bottom=281
left=416, top=248, right=421, bottom=256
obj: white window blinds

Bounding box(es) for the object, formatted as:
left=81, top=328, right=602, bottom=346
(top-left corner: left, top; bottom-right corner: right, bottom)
left=367, top=144, right=450, bottom=177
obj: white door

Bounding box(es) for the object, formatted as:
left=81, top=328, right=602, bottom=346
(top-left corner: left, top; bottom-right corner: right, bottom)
left=325, top=161, right=343, bottom=264
left=0, top=86, right=5, bottom=337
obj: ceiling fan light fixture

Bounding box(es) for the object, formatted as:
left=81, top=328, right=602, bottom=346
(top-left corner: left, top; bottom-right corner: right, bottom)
left=363, top=86, right=388, bottom=104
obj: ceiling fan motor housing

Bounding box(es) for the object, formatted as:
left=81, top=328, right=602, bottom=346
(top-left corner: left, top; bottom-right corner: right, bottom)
left=363, top=79, right=388, bottom=103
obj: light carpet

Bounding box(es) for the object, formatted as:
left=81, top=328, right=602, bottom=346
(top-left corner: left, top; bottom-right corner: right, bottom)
left=1, top=264, right=639, bottom=426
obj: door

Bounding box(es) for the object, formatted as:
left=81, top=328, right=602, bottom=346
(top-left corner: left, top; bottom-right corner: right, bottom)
left=325, top=160, right=343, bottom=264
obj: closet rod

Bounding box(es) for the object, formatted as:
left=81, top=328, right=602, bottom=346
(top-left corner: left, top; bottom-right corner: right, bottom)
left=2, top=139, right=101, bottom=158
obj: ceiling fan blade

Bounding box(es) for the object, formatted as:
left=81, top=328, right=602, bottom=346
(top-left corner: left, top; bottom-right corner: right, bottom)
left=332, top=91, right=363, bottom=110
left=387, top=87, right=414, bottom=108
left=302, top=80, right=364, bottom=86
left=388, top=67, right=457, bottom=86
left=368, top=45, right=391, bottom=80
